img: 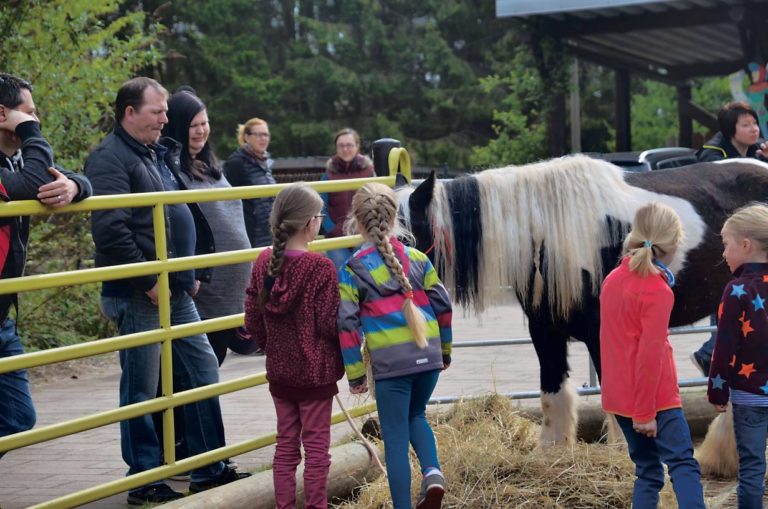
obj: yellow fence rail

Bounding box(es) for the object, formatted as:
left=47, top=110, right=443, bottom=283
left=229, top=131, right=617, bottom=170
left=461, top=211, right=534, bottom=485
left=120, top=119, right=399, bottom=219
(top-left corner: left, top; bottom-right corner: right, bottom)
left=0, top=151, right=411, bottom=508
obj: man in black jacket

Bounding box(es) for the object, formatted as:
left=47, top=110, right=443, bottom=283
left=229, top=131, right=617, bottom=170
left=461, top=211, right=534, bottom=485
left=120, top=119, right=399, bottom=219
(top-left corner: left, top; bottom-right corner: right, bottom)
left=0, top=73, right=92, bottom=457
left=84, top=77, right=248, bottom=506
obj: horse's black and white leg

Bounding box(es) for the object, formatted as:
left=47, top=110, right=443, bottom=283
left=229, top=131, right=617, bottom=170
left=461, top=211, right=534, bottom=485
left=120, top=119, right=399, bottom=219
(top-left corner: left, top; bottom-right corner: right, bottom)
left=529, top=324, right=577, bottom=446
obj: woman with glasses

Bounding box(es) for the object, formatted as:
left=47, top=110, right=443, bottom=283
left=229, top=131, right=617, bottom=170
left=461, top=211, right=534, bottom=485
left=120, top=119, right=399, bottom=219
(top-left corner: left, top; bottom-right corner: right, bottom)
left=321, top=127, right=374, bottom=269
left=223, top=117, right=277, bottom=248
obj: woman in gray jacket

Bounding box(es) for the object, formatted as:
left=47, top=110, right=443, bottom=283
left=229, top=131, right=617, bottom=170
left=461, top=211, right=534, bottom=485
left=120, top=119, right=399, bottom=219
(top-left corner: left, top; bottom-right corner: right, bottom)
left=162, top=90, right=254, bottom=364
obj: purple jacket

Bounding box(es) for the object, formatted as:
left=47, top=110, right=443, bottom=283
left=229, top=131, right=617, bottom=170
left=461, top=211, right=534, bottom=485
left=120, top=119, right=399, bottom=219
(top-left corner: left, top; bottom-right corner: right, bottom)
left=244, top=249, right=344, bottom=400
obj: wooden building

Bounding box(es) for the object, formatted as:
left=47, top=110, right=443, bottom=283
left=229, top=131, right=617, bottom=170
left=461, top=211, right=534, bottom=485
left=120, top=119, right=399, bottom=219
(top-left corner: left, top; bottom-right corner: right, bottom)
left=497, top=0, right=768, bottom=154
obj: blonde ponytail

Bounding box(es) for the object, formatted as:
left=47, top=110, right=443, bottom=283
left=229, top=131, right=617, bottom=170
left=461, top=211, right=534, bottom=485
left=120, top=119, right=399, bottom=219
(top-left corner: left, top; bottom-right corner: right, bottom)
left=623, top=202, right=684, bottom=277
left=627, top=241, right=655, bottom=277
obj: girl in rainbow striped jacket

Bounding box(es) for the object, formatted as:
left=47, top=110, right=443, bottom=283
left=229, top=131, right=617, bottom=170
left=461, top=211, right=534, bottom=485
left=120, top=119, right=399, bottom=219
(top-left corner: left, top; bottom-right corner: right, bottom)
left=337, top=183, right=453, bottom=509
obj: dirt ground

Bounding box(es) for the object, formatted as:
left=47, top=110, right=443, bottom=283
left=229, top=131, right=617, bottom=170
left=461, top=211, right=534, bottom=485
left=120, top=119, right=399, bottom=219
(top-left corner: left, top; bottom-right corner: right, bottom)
left=27, top=353, right=119, bottom=385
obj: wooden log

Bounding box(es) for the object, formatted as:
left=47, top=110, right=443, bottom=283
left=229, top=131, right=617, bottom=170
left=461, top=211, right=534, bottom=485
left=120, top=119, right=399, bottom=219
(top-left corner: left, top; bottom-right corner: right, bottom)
left=162, top=441, right=383, bottom=509
left=518, top=390, right=716, bottom=442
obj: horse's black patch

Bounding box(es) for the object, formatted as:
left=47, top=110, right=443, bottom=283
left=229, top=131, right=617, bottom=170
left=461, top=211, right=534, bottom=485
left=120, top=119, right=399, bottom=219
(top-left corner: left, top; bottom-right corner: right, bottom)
left=444, top=175, right=482, bottom=308
left=408, top=172, right=436, bottom=255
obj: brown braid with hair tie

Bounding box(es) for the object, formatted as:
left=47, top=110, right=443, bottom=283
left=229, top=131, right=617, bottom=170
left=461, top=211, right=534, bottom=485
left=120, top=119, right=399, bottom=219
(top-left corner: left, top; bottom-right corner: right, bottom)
left=257, top=222, right=291, bottom=311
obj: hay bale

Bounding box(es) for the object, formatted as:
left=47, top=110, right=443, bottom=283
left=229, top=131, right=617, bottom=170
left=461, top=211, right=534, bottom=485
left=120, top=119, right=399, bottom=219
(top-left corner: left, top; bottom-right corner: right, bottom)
left=333, top=394, right=685, bottom=508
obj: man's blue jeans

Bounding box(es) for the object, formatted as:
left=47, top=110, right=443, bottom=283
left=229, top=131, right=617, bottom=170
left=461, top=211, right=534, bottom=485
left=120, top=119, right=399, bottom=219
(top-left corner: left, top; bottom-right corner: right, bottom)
left=693, top=314, right=718, bottom=365
left=101, top=292, right=226, bottom=483
left=375, top=369, right=441, bottom=509
left=616, top=408, right=705, bottom=509
left=0, top=318, right=35, bottom=458
left=733, top=404, right=768, bottom=509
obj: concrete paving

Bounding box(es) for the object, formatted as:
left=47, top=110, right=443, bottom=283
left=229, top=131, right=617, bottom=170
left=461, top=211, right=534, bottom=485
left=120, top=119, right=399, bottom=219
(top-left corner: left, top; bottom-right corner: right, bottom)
left=0, top=303, right=712, bottom=508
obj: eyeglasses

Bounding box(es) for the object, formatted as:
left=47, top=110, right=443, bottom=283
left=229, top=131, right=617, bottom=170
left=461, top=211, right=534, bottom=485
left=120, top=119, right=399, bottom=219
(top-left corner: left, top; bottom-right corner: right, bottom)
left=336, top=143, right=357, bottom=150
left=314, top=214, right=326, bottom=219
left=248, top=132, right=270, bottom=138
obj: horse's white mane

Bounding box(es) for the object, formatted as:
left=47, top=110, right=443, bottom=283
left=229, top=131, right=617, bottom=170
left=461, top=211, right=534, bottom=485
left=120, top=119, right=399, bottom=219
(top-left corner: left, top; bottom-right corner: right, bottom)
left=434, top=154, right=643, bottom=317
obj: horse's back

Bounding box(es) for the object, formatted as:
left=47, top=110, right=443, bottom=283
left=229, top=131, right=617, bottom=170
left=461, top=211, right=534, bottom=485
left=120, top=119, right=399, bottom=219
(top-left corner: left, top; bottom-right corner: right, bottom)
left=624, top=159, right=768, bottom=207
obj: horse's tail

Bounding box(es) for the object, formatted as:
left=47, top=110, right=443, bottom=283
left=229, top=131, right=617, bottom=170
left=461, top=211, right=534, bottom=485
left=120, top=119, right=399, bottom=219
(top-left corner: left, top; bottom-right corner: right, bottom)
left=695, top=405, right=738, bottom=478
left=602, top=413, right=623, bottom=445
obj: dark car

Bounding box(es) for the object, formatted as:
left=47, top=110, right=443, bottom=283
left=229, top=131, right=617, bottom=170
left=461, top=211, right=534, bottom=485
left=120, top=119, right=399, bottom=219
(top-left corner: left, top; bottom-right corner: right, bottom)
left=587, top=147, right=698, bottom=172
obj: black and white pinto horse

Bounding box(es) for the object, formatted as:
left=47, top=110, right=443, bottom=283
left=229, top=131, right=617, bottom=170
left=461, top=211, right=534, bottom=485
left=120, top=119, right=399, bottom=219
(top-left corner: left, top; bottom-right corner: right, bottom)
left=397, top=154, right=768, bottom=446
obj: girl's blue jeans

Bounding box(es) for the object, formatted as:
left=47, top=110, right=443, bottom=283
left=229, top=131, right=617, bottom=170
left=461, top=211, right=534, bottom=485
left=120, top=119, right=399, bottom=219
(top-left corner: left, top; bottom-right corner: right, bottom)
left=733, top=403, right=768, bottom=509
left=616, top=408, right=705, bottom=509
left=375, top=369, right=441, bottom=509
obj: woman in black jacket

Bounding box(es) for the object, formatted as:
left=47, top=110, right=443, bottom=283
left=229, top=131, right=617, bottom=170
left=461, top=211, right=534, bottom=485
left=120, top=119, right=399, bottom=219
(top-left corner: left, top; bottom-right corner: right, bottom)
left=223, top=118, right=276, bottom=248
left=697, top=101, right=765, bottom=162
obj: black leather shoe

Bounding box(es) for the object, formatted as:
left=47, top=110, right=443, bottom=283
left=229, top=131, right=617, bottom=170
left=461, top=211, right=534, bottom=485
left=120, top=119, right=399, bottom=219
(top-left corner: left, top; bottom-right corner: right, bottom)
left=188, top=466, right=251, bottom=493
left=127, top=483, right=184, bottom=505
left=690, top=352, right=710, bottom=377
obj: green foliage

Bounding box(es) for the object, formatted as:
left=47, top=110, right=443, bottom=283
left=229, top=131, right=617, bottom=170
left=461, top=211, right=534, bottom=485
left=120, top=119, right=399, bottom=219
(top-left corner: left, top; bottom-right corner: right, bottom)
left=21, top=213, right=116, bottom=350
left=576, top=63, right=614, bottom=153
left=631, top=76, right=731, bottom=150
left=692, top=76, right=732, bottom=118
left=0, top=0, right=161, bottom=169
left=0, top=1, right=158, bottom=348
left=631, top=80, right=678, bottom=150
left=156, top=0, right=511, bottom=168
left=470, top=47, right=548, bottom=167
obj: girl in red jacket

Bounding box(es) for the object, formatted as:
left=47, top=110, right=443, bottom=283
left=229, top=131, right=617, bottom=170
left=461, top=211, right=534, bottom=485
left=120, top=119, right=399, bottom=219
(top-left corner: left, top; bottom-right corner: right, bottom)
left=600, top=202, right=705, bottom=509
left=244, top=183, right=344, bottom=509
left=707, top=204, right=768, bottom=508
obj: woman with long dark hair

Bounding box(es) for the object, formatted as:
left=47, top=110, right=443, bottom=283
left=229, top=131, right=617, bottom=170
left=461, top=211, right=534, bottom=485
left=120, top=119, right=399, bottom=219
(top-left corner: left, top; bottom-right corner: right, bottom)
left=161, top=90, right=253, bottom=365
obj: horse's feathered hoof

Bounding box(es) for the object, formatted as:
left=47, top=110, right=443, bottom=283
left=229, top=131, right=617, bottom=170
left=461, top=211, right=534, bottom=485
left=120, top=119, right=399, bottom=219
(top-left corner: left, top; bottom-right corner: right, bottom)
left=538, top=381, right=578, bottom=447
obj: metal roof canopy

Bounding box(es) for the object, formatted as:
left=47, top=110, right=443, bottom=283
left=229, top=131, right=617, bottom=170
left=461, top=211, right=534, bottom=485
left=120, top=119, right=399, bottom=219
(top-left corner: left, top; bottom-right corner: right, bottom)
left=496, top=0, right=768, bottom=153
left=496, top=0, right=768, bottom=84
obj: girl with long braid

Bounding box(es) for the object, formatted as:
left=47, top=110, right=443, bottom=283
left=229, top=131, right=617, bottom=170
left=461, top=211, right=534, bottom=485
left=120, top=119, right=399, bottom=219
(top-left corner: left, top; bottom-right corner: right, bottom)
left=244, top=183, right=344, bottom=509
left=338, top=183, right=453, bottom=509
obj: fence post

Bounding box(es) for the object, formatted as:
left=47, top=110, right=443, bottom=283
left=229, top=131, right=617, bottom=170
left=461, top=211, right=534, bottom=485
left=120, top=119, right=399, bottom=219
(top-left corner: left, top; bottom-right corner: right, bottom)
left=588, top=358, right=598, bottom=388
left=372, top=138, right=401, bottom=177
left=152, top=203, right=176, bottom=465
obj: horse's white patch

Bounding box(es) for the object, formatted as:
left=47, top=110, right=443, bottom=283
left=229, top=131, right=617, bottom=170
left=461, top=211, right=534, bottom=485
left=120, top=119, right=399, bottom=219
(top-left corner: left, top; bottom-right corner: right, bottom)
left=714, top=157, right=768, bottom=170
left=465, top=154, right=666, bottom=317
left=395, top=186, right=414, bottom=232
left=618, top=186, right=706, bottom=276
